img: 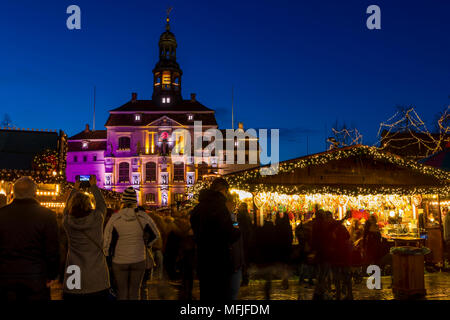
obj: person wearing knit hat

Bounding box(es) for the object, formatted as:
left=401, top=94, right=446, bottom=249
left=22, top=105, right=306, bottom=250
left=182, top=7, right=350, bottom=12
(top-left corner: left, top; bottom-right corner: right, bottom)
left=104, top=186, right=161, bottom=300
left=122, top=187, right=137, bottom=206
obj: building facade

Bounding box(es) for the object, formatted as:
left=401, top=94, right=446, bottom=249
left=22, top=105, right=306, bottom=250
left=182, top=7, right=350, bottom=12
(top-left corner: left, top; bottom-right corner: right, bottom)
left=66, top=17, right=259, bottom=206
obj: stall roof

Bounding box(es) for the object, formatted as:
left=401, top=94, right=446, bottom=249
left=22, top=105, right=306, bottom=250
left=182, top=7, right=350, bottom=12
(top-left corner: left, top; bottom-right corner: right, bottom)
left=221, top=145, right=450, bottom=196
left=419, top=148, right=450, bottom=172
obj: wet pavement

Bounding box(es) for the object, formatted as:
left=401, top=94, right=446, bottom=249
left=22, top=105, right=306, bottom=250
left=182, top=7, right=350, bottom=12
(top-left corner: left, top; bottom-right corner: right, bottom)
left=51, top=271, right=450, bottom=300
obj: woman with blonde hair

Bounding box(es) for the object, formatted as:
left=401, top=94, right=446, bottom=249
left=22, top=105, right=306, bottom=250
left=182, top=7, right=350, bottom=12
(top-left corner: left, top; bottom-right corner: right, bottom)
left=62, top=175, right=111, bottom=300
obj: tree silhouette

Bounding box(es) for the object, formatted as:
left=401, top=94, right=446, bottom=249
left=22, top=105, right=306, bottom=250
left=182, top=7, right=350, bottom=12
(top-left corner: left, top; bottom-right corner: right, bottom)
left=1, top=114, right=12, bottom=127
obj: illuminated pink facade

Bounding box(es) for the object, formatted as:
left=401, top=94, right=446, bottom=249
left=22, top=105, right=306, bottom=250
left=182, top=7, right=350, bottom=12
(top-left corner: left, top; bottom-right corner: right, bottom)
left=66, top=18, right=259, bottom=206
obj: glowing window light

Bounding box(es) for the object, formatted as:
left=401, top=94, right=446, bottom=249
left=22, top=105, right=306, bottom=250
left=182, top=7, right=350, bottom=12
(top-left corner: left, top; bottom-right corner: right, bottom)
left=162, top=71, right=171, bottom=85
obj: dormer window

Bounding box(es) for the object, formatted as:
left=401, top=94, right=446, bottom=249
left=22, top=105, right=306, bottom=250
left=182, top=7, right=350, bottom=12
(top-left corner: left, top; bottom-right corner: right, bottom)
left=82, top=141, right=89, bottom=149
left=162, top=97, right=171, bottom=104
left=188, top=114, right=194, bottom=121
left=134, top=114, right=141, bottom=122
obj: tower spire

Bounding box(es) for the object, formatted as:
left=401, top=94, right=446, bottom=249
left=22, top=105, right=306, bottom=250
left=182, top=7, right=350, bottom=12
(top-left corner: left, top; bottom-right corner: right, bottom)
left=152, top=7, right=182, bottom=103
left=166, top=7, right=173, bottom=31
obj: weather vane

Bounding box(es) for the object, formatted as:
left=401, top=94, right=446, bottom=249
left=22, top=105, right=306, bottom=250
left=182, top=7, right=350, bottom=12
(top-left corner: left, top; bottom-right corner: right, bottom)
left=166, top=6, right=173, bottom=24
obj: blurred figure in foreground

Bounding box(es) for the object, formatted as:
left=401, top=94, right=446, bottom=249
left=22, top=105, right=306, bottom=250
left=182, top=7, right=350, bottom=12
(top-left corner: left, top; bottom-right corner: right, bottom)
left=275, top=211, right=293, bottom=290
left=190, top=178, right=241, bottom=300
left=0, top=177, right=59, bottom=301
left=237, top=202, right=253, bottom=286
left=251, top=214, right=278, bottom=300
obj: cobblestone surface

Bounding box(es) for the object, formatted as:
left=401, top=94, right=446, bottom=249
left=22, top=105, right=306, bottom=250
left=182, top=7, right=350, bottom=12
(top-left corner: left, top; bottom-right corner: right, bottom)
left=51, top=272, right=450, bottom=300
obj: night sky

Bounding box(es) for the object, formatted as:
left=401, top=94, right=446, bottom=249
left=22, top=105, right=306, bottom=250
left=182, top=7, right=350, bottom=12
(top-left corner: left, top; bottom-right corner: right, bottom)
left=1, top=0, right=449, bottom=161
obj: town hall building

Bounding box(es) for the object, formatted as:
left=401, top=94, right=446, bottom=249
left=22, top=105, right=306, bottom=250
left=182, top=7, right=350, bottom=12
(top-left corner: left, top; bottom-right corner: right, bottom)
left=65, top=16, right=259, bottom=207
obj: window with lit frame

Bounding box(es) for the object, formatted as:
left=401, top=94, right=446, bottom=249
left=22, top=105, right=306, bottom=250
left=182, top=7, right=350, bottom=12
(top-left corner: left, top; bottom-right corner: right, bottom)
left=118, top=137, right=131, bottom=150
left=145, top=193, right=156, bottom=204
left=173, top=163, right=185, bottom=182
left=145, top=162, right=157, bottom=182
left=118, top=162, right=130, bottom=183
left=174, top=193, right=184, bottom=202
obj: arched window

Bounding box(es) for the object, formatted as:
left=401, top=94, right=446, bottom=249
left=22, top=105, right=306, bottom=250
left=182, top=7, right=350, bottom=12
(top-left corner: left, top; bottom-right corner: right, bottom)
left=118, top=162, right=129, bottom=183
left=145, top=162, right=157, bottom=183
left=173, top=163, right=185, bottom=182
left=118, top=137, right=130, bottom=150
left=198, top=162, right=208, bottom=181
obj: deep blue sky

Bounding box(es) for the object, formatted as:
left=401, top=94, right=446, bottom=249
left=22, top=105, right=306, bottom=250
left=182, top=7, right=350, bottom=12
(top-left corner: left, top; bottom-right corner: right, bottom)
left=0, top=0, right=449, bottom=161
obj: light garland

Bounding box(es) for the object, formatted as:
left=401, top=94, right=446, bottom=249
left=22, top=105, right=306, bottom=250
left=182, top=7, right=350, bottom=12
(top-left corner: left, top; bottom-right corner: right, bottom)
left=188, top=145, right=450, bottom=203
left=328, top=127, right=363, bottom=150
left=224, top=145, right=450, bottom=195
left=377, top=106, right=450, bottom=159
left=40, top=202, right=65, bottom=208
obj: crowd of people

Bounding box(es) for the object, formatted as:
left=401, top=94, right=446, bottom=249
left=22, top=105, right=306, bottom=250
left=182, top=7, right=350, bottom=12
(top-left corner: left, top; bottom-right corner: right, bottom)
left=1, top=176, right=446, bottom=301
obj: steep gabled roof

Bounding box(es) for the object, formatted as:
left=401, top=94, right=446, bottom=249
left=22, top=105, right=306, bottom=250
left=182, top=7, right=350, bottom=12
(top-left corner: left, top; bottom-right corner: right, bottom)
left=68, top=130, right=107, bottom=141
left=420, top=148, right=450, bottom=172
left=68, top=141, right=107, bottom=152
left=105, top=111, right=217, bottom=127
left=206, top=145, right=450, bottom=196
left=110, top=99, right=214, bottom=112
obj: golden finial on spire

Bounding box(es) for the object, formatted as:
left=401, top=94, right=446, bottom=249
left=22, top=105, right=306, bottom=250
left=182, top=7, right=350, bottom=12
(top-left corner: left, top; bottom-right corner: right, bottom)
left=165, top=6, right=173, bottom=31
left=166, top=6, right=173, bottom=24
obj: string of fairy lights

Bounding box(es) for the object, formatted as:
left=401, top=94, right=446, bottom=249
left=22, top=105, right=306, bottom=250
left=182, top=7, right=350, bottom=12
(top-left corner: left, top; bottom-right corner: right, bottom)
left=188, top=145, right=450, bottom=197
left=377, top=106, right=450, bottom=158
left=328, top=128, right=363, bottom=150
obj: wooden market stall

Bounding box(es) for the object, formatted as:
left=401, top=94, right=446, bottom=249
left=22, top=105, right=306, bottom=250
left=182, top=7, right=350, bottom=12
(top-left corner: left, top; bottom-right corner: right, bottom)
left=222, top=145, right=450, bottom=260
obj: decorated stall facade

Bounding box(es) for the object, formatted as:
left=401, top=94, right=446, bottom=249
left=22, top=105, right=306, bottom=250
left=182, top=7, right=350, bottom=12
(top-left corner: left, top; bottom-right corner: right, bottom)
left=210, top=145, right=450, bottom=246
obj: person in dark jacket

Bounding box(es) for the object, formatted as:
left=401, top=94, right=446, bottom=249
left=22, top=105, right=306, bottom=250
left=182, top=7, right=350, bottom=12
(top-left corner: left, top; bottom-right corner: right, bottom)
left=311, top=210, right=333, bottom=300
left=275, top=211, right=293, bottom=290
left=237, top=202, right=253, bottom=286
left=253, top=215, right=278, bottom=299
left=227, top=195, right=244, bottom=300
left=190, top=178, right=241, bottom=301
left=0, top=177, right=60, bottom=301
left=295, top=217, right=315, bottom=287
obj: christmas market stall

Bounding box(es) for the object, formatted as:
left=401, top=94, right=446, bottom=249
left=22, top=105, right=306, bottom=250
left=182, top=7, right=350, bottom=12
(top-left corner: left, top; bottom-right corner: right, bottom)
left=193, top=145, right=450, bottom=255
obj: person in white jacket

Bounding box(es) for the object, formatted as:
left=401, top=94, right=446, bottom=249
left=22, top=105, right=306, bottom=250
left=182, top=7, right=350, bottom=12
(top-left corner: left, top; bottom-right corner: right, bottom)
left=103, top=187, right=160, bottom=300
